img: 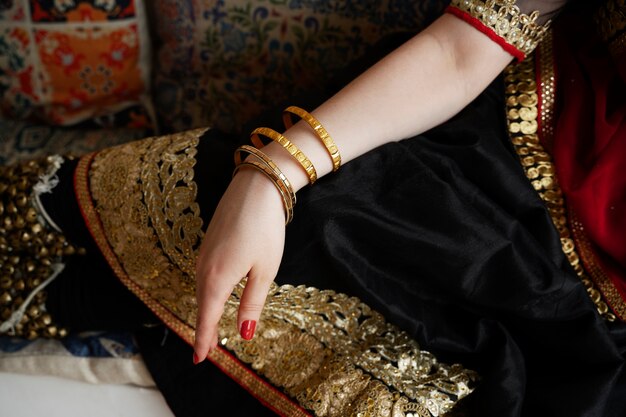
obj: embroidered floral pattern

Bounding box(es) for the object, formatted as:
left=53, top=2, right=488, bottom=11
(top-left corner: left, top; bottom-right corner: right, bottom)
left=0, top=0, right=25, bottom=21
left=0, top=0, right=152, bottom=128
left=0, top=119, right=148, bottom=166
left=81, top=134, right=477, bottom=415
left=29, top=0, right=136, bottom=22
left=0, top=26, right=37, bottom=119
left=447, top=0, right=549, bottom=60
left=150, top=0, right=447, bottom=133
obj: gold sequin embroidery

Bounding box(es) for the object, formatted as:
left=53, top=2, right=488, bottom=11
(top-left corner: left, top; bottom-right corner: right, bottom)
left=505, top=36, right=617, bottom=322
left=84, top=128, right=478, bottom=416
left=449, top=0, right=549, bottom=57
left=90, top=129, right=206, bottom=325
left=219, top=281, right=477, bottom=417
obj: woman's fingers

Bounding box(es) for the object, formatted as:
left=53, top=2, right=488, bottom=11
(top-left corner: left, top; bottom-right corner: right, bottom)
left=237, top=269, right=273, bottom=340
left=193, top=266, right=236, bottom=363
left=194, top=268, right=274, bottom=362
left=192, top=170, right=286, bottom=364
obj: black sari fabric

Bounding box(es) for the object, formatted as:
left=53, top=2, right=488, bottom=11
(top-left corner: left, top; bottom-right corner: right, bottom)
left=261, top=78, right=625, bottom=416
left=45, top=76, right=626, bottom=417
left=139, top=77, right=626, bottom=416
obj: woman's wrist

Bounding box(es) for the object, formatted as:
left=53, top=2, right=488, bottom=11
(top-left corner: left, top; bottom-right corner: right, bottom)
left=233, top=106, right=343, bottom=225
left=231, top=167, right=286, bottom=215
left=255, top=121, right=336, bottom=193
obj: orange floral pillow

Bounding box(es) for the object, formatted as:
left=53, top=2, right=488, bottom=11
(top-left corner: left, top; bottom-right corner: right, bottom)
left=0, top=0, right=153, bottom=129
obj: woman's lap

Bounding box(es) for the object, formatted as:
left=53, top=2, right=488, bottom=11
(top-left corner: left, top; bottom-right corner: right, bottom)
left=40, top=79, right=625, bottom=416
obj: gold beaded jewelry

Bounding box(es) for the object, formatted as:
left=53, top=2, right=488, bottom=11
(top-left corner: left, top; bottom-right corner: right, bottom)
left=234, top=145, right=297, bottom=210
left=250, top=127, right=318, bottom=184
left=233, top=160, right=294, bottom=224
left=282, top=106, right=341, bottom=172
left=0, top=156, right=83, bottom=339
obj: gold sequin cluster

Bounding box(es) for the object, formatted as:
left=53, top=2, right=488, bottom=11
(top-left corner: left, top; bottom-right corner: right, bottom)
left=219, top=281, right=477, bottom=417
left=595, top=0, right=626, bottom=56
left=504, top=45, right=616, bottom=322
left=0, top=157, right=82, bottom=338
left=450, top=0, right=549, bottom=57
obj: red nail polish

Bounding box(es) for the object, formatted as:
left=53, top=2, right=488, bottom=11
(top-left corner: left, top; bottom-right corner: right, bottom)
left=193, top=352, right=200, bottom=365
left=240, top=320, right=256, bottom=340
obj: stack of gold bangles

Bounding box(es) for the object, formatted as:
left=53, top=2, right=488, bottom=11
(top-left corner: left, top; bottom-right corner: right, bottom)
left=233, top=106, right=341, bottom=224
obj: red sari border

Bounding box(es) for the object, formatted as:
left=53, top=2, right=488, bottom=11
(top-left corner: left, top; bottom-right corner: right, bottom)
left=570, top=211, right=626, bottom=321
left=534, top=33, right=626, bottom=322
left=73, top=152, right=311, bottom=417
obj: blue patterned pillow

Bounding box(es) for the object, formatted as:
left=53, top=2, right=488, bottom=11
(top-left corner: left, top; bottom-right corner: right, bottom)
left=0, top=119, right=148, bottom=165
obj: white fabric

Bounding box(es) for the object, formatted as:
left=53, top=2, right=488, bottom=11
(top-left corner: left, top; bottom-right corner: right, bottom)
left=0, top=334, right=155, bottom=387
left=0, top=372, right=173, bottom=417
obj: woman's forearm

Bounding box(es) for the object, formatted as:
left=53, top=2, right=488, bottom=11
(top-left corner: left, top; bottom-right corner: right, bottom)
left=259, top=14, right=514, bottom=192
left=195, top=12, right=522, bottom=358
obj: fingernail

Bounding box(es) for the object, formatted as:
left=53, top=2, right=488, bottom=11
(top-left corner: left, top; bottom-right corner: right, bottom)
left=240, top=320, right=256, bottom=340
left=193, top=352, right=200, bottom=365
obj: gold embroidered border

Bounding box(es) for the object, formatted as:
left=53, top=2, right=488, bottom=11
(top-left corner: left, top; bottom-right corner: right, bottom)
left=142, top=137, right=203, bottom=277
left=449, top=0, right=549, bottom=57
left=76, top=129, right=477, bottom=416
left=570, top=212, right=626, bottom=321
left=219, top=281, right=477, bottom=417
left=74, top=148, right=311, bottom=417
left=88, top=130, right=205, bottom=326
left=537, top=31, right=555, bottom=150
left=75, top=151, right=199, bottom=342
left=504, top=38, right=617, bottom=322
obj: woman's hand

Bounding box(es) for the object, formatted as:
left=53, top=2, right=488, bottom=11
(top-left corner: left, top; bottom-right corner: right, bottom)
left=192, top=11, right=519, bottom=364
left=193, top=169, right=286, bottom=363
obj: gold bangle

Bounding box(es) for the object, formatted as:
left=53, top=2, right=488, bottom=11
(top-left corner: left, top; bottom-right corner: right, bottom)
left=234, top=145, right=296, bottom=210
left=250, top=127, right=318, bottom=185
left=233, top=160, right=294, bottom=224
left=282, top=106, right=341, bottom=172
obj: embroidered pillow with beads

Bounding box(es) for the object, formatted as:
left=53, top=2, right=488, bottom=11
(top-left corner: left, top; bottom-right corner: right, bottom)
left=0, top=0, right=154, bottom=129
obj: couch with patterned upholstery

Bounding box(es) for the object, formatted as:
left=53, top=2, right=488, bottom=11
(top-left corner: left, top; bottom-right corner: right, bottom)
left=1, top=0, right=446, bottom=163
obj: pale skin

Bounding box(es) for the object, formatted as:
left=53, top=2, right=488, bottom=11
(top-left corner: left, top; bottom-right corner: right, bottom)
left=193, top=13, right=516, bottom=362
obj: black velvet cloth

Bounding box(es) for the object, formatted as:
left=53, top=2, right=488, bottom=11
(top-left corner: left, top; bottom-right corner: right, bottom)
left=44, top=76, right=626, bottom=416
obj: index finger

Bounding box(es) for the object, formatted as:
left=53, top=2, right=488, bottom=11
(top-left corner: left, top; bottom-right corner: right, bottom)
left=193, top=268, right=237, bottom=363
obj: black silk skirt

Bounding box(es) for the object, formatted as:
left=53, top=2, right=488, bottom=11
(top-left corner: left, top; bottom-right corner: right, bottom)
left=42, top=73, right=626, bottom=416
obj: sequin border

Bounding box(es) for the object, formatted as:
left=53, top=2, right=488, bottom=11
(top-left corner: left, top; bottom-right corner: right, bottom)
left=73, top=152, right=311, bottom=417
left=446, top=0, right=550, bottom=60
left=536, top=30, right=555, bottom=151
left=505, top=34, right=619, bottom=322
left=536, top=33, right=626, bottom=321
left=569, top=211, right=626, bottom=321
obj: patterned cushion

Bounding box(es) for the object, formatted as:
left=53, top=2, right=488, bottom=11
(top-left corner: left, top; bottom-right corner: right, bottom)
left=150, top=0, right=448, bottom=133
left=0, top=0, right=153, bottom=129
left=0, top=119, right=148, bottom=165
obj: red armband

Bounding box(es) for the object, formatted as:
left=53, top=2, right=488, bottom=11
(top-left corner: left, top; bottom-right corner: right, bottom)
left=445, top=0, right=549, bottom=62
